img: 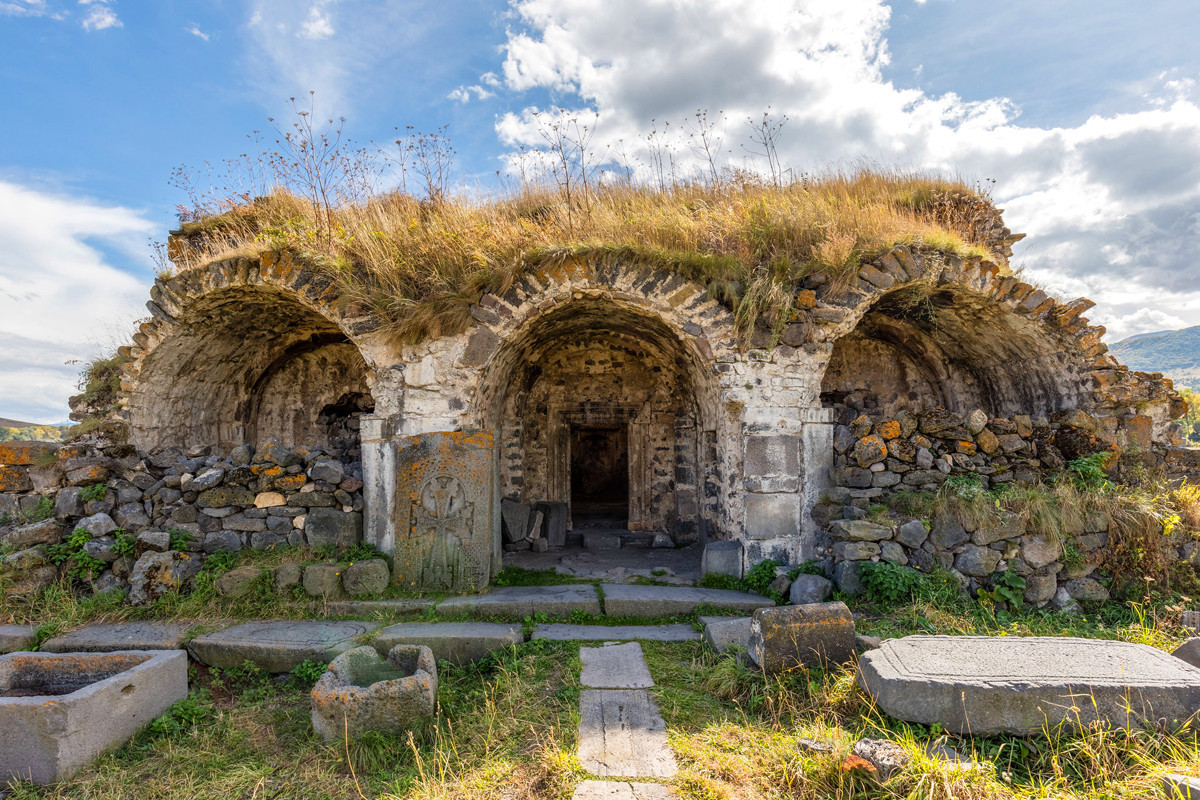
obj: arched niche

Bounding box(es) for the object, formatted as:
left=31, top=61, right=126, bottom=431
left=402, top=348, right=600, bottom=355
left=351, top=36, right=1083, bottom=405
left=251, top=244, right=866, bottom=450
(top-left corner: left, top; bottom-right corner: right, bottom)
left=128, top=285, right=374, bottom=454
left=822, top=284, right=1092, bottom=419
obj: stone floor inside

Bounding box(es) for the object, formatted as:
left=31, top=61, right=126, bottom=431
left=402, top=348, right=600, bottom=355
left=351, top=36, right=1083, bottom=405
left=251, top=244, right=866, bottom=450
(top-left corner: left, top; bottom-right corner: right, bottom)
left=501, top=537, right=703, bottom=584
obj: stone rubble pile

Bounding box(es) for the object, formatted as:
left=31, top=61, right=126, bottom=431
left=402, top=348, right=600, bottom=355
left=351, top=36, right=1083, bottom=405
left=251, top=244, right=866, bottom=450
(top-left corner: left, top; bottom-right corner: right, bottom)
left=0, top=438, right=365, bottom=603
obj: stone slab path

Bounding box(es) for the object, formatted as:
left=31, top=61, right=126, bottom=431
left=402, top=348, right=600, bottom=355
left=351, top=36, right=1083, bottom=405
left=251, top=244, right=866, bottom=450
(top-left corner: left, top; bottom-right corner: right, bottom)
left=576, top=642, right=677, bottom=786
left=41, top=621, right=198, bottom=653
left=601, top=585, right=772, bottom=617
left=325, top=599, right=437, bottom=616
left=189, top=620, right=378, bottom=672
left=534, top=624, right=699, bottom=642
left=572, top=780, right=677, bottom=799
left=373, top=622, right=523, bottom=665
left=580, top=642, right=655, bottom=689
left=0, top=624, right=36, bottom=654
left=860, top=635, right=1200, bottom=735
left=437, top=585, right=602, bottom=617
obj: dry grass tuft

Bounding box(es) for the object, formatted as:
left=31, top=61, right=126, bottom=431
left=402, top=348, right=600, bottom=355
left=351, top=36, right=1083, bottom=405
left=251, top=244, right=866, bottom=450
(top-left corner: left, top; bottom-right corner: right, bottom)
left=169, top=170, right=1002, bottom=343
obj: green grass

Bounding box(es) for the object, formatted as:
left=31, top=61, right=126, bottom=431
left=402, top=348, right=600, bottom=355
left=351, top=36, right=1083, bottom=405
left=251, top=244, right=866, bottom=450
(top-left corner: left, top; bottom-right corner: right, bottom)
left=4, top=584, right=1200, bottom=799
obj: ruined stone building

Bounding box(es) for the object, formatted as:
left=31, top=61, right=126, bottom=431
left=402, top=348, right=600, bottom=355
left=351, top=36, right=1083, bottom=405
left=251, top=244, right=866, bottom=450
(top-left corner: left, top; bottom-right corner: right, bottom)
left=81, top=201, right=1191, bottom=596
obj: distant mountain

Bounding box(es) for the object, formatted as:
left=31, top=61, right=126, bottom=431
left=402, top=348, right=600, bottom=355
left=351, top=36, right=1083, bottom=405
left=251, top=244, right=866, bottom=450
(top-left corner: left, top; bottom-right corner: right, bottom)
left=1111, top=326, right=1200, bottom=390
left=0, top=417, right=42, bottom=428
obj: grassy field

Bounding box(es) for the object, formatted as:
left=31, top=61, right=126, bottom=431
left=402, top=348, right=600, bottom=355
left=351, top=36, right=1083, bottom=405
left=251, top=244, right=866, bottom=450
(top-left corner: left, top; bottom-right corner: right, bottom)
left=5, top=577, right=1200, bottom=799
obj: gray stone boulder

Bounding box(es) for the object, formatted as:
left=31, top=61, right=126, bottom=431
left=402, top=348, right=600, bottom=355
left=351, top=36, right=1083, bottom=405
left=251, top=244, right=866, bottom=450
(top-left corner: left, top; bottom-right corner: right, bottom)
left=305, top=508, right=362, bottom=549
left=954, top=545, right=1001, bottom=577
left=274, top=563, right=303, bottom=591
left=77, top=512, right=118, bottom=538
left=127, top=551, right=203, bottom=605
left=833, top=561, right=864, bottom=595
left=202, top=530, right=242, bottom=554
left=303, top=564, right=344, bottom=598
left=1171, top=638, right=1200, bottom=669
left=342, top=559, right=389, bottom=597
left=310, top=645, right=437, bottom=741
left=828, top=520, right=892, bottom=542
left=1065, top=578, right=1110, bottom=603
left=182, top=467, right=225, bottom=493
left=748, top=601, right=856, bottom=673
left=308, top=459, right=345, bottom=485
left=3, top=519, right=62, bottom=549
left=789, top=574, right=832, bottom=605
left=895, top=519, right=928, bottom=548
left=215, top=566, right=266, bottom=597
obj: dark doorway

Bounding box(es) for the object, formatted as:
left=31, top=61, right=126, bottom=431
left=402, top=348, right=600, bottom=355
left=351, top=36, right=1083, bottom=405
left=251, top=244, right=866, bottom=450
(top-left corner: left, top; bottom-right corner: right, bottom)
left=570, top=425, right=629, bottom=527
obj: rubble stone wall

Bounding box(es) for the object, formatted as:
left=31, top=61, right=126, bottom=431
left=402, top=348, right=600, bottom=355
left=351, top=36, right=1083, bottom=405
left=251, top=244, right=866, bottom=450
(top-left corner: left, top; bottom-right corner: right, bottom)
left=0, top=438, right=365, bottom=602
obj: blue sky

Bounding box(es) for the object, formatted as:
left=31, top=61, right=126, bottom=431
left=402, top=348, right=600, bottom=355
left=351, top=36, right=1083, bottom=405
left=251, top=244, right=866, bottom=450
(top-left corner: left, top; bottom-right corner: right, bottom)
left=2, top=0, right=1200, bottom=422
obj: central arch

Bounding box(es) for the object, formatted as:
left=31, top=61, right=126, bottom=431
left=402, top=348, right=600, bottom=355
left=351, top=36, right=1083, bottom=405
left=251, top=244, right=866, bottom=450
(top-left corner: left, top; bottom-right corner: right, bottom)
left=476, top=295, right=720, bottom=541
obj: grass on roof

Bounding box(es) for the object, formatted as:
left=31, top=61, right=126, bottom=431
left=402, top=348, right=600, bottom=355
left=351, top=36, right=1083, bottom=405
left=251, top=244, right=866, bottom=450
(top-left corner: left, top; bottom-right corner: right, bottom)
left=169, top=170, right=1003, bottom=344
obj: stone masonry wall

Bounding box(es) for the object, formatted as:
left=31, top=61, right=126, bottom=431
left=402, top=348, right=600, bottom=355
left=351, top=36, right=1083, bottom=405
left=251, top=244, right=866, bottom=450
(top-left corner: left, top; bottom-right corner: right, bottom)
left=0, top=438, right=368, bottom=604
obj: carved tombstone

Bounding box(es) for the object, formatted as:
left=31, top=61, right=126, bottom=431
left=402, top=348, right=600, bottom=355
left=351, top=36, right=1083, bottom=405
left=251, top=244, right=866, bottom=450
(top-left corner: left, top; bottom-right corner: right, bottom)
left=393, top=431, right=495, bottom=593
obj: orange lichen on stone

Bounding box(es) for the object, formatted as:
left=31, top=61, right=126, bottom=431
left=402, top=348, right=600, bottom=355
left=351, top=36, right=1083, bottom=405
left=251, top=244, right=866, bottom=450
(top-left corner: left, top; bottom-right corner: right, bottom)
left=875, top=421, right=901, bottom=440
left=0, top=441, right=58, bottom=467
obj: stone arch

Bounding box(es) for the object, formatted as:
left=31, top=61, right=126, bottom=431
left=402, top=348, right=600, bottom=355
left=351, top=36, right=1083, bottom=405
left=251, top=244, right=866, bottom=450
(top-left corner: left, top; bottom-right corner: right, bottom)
left=815, top=249, right=1102, bottom=421
left=467, top=258, right=736, bottom=541
left=122, top=253, right=381, bottom=454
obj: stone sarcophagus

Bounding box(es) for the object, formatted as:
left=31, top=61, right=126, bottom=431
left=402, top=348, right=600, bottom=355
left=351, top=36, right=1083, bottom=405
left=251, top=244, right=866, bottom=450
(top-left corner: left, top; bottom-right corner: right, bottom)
left=393, top=431, right=495, bottom=593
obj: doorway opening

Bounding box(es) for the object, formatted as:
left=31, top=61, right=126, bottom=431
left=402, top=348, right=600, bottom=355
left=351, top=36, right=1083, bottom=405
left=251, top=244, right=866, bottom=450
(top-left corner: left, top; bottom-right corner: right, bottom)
left=570, top=425, right=629, bottom=528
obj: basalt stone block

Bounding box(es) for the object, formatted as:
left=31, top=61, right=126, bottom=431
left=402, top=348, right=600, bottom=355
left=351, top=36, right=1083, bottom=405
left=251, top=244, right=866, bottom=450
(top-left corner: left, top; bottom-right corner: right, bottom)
left=342, top=559, right=390, bottom=597
left=310, top=645, right=437, bottom=742
left=789, top=574, right=832, bottom=605
left=393, top=432, right=494, bottom=593
left=500, top=499, right=531, bottom=544
left=702, top=617, right=752, bottom=654
left=743, top=493, right=800, bottom=540
left=40, top=622, right=194, bottom=653
left=305, top=508, right=363, bottom=549
left=701, top=540, right=743, bottom=578
left=0, top=625, right=36, bottom=654
left=0, top=650, right=187, bottom=784
left=859, top=635, right=1200, bottom=736
left=373, top=622, right=523, bottom=666
left=535, top=501, right=568, bottom=548
left=127, top=551, right=203, bottom=605
left=828, top=519, right=891, bottom=542
left=303, top=564, right=344, bottom=598
left=748, top=601, right=856, bottom=673
left=2, top=519, right=61, bottom=550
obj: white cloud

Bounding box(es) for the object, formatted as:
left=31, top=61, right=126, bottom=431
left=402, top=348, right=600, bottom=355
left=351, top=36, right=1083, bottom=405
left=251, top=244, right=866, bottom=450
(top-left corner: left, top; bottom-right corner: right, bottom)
left=243, top=0, right=427, bottom=114
left=298, top=0, right=335, bottom=40
left=186, top=23, right=210, bottom=41
left=0, top=0, right=47, bottom=17
left=494, top=0, right=1200, bottom=341
left=0, top=181, right=154, bottom=422
left=79, top=0, right=120, bottom=31
left=447, top=84, right=495, bottom=104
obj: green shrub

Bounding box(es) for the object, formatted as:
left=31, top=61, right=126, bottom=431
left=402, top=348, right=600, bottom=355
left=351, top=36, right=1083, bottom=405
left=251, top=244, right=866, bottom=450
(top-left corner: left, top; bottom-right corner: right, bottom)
left=697, top=572, right=742, bottom=591
left=78, top=484, right=108, bottom=503
left=859, top=560, right=926, bottom=605
left=742, top=558, right=782, bottom=602
left=1068, top=453, right=1111, bottom=488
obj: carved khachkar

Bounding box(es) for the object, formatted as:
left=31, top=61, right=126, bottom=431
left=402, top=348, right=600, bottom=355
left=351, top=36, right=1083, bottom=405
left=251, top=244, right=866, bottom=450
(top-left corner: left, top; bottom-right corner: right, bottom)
left=393, top=431, right=495, bottom=592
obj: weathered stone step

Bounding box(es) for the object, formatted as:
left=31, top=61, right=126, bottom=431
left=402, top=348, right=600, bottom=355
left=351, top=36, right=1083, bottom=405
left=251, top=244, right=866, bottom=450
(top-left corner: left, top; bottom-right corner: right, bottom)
left=602, top=585, right=772, bottom=618
left=580, top=643, right=654, bottom=689
left=41, top=621, right=198, bottom=653
left=325, top=598, right=437, bottom=616
left=578, top=689, right=677, bottom=778
left=374, top=622, right=524, bottom=665
left=572, top=781, right=676, bottom=800
left=436, top=585, right=601, bottom=618
left=0, top=624, right=36, bottom=654
left=533, top=624, right=699, bottom=642
left=859, top=635, right=1200, bottom=735
left=189, top=620, right=378, bottom=673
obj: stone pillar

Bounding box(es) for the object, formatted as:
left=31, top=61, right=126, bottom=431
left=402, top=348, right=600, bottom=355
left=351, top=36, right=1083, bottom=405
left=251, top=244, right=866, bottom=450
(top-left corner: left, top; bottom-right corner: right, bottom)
left=361, top=414, right=399, bottom=555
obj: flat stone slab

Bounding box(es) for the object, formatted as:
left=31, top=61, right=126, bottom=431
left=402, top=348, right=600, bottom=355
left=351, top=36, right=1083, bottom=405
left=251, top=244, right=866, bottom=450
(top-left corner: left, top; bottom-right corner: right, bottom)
left=602, top=585, right=772, bottom=618
left=41, top=622, right=199, bottom=653
left=702, top=618, right=752, bottom=654
left=534, top=624, right=700, bottom=642
left=578, top=689, right=677, bottom=778
left=1, top=650, right=187, bottom=784
left=572, top=780, right=677, bottom=800
left=436, top=585, right=601, bottom=618
left=0, top=625, right=36, bottom=654
left=581, top=643, right=655, bottom=689
left=325, top=599, right=437, bottom=616
left=189, top=620, right=378, bottom=673
left=859, top=635, right=1200, bottom=735
left=373, top=622, right=524, bottom=665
